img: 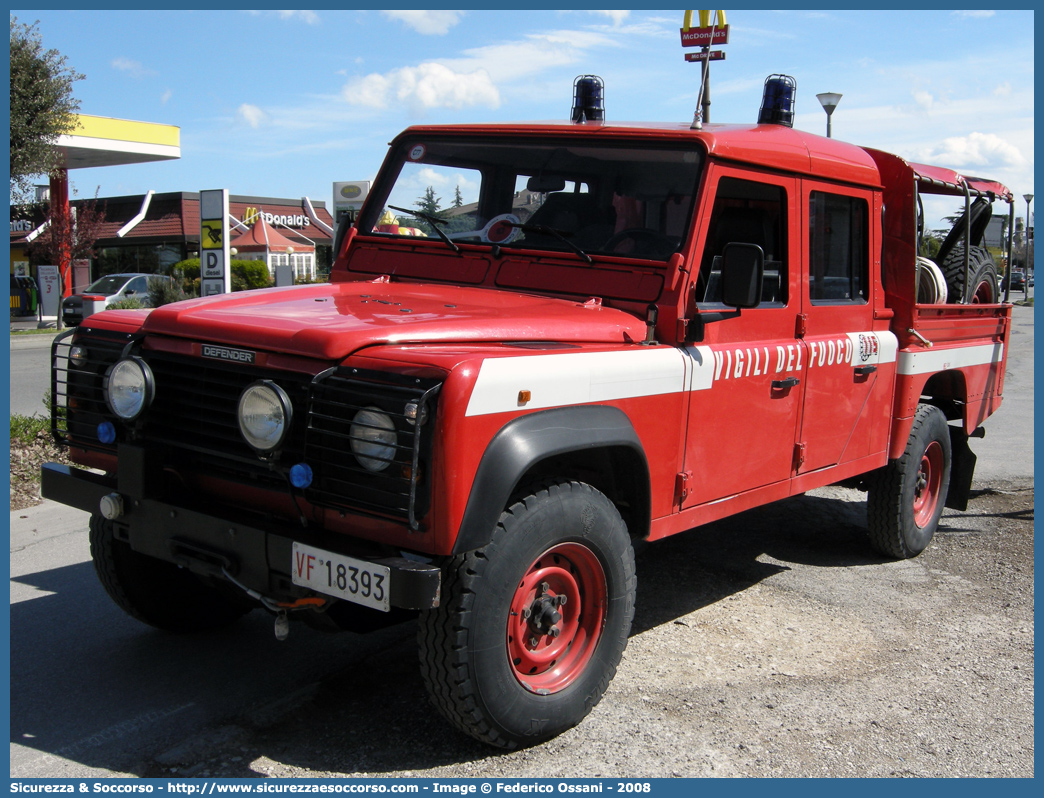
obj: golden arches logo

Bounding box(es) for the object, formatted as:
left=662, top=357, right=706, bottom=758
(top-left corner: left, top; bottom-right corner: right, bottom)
left=682, top=9, right=726, bottom=31
left=243, top=206, right=261, bottom=225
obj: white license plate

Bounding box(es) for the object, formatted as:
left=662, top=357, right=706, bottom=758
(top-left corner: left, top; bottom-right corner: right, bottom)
left=291, top=543, right=390, bottom=612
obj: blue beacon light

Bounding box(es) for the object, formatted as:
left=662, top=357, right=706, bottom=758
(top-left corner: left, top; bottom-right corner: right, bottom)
left=571, top=75, right=605, bottom=123
left=97, top=422, right=116, bottom=445
left=758, top=74, right=797, bottom=128
left=290, top=463, right=313, bottom=489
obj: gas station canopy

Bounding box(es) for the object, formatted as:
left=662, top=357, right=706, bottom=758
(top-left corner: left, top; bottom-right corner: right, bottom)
left=56, top=114, right=180, bottom=170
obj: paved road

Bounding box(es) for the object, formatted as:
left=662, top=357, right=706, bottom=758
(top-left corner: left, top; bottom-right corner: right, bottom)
left=9, top=332, right=59, bottom=417
left=9, top=306, right=1033, bottom=777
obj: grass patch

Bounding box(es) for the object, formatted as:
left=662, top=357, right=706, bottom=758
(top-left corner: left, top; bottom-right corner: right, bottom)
left=11, top=327, right=61, bottom=336
left=11, top=413, right=50, bottom=444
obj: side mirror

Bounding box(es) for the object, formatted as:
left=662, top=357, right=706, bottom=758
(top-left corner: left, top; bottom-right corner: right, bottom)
left=721, top=242, right=765, bottom=309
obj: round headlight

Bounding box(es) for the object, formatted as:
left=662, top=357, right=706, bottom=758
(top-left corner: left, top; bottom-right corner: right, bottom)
left=105, top=357, right=154, bottom=421
left=350, top=406, right=397, bottom=472
left=238, top=381, right=293, bottom=452
left=69, top=344, right=90, bottom=368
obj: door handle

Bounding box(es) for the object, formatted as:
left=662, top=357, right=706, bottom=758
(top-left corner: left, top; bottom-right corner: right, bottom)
left=771, top=377, right=800, bottom=390
left=854, top=364, right=878, bottom=376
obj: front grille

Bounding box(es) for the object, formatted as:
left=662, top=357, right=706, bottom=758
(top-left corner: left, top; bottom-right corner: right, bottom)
left=54, top=329, right=442, bottom=527
left=142, top=352, right=310, bottom=467
left=52, top=328, right=133, bottom=453
left=306, top=369, right=441, bottom=529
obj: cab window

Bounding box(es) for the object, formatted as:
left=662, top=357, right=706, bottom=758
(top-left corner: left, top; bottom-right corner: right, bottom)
left=697, top=177, right=787, bottom=307
left=808, top=191, right=869, bottom=304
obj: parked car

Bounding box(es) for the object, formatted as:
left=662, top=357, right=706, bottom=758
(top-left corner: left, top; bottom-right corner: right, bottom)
left=61, top=273, right=155, bottom=326
left=1007, top=270, right=1026, bottom=291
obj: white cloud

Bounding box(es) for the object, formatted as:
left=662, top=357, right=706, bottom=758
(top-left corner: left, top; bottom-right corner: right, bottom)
left=952, top=10, right=995, bottom=19
left=237, top=103, right=267, bottom=129
left=918, top=132, right=1026, bottom=170
left=382, top=10, right=463, bottom=35
left=912, top=90, right=935, bottom=111
left=345, top=62, right=499, bottom=111
left=339, top=23, right=624, bottom=117
left=279, top=10, right=319, bottom=25
left=347, top=74, right=392, bottom=109
left=591, top=10, right=630, bottom=27
left=994, top=82, right=1012, bottom=97
left=249, top=10, right=319, bottom=24
left=111, top=57, right=155, bottom=78
left=160, top=89, right=172, bottom=105
left=445, top=30, right=618, bottom=83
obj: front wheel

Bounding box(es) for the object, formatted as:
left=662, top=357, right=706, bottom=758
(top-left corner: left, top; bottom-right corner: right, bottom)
left=90, top=514, right=255, bottom=632
left=418, top=481, right=635, bottom=748
left=866, top=404, right=952, bottom=558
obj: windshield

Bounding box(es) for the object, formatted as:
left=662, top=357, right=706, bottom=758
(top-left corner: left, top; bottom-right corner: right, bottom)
left=84, top=275, right=133, bottom=295
left=360, top=136, right=704, bottom=261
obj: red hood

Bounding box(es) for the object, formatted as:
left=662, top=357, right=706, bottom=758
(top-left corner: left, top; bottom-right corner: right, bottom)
left=140, top=282, right=645, bottom=360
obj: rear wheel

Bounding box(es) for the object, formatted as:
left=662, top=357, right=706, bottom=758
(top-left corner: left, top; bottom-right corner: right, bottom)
left=418, top=481, right=635, bottom=748
left=89, top=514, right=254, bottom=632
left=867, top=405, right=952, bottom=558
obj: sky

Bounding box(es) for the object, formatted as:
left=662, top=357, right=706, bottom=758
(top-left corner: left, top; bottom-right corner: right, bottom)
left=9, top=8, right=1036, bottom=230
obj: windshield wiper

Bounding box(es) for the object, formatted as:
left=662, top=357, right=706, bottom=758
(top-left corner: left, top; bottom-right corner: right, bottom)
left=509, top=223, right=593, bottom=264
left=387, top=205, right=460, bottom=254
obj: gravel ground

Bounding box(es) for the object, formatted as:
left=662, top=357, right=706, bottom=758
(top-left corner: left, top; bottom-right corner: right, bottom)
left=138, top=478, right=1033, bottom=779
left=9, top=423, right=71, bottom=512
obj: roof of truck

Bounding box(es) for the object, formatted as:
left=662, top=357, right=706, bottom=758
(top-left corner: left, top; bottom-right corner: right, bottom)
left=397, top=120, right=884, bottom=189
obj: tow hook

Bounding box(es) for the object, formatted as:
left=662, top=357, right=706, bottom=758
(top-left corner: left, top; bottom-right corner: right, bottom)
left=524, top=581, right=567, bottom=644
left=274, top=610, right=290, bottom=641
left=221, top=567, right=328, bottom=640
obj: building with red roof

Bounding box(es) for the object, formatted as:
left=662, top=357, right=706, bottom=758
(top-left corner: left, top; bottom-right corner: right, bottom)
left=10, top=191, right=334, bottom=293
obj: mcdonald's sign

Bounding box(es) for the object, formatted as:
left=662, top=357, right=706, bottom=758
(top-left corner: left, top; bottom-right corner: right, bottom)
left=242, top=206, right=310, bottom=229
left=680, top=9, right=730, bottom=47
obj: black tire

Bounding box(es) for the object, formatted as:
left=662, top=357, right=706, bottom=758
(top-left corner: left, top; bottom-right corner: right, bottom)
left=940, top=245, right=999, bottom=304
left=418, top=481, right=636, bottom=748
left=866, top=405, right=952, bottom=559
left=89, top=514, right=254, bottom=632
left=933, top=197, right=992, bottom=268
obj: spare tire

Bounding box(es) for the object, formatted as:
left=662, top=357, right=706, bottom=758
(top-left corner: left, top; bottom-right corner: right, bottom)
left=934, top=197, right=992, bottom=268
left=940, top=245, right=999, bottom=304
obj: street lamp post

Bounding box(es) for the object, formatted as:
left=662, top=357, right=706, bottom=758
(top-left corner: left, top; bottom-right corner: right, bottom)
left=1024, top=194, right=1033, bottom=297
left=816, top=92, right=842, bottom=138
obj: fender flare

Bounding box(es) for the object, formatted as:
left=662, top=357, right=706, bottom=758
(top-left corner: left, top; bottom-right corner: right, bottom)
left=451, top=405, right=650, bottom=555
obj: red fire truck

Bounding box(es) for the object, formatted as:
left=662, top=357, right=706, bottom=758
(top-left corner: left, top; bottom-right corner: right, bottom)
left=44, top=76, right=1013, bottom=748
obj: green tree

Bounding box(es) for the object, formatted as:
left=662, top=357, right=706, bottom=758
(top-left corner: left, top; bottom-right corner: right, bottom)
left=415, top=185, right=444, bottom=218
left=9, top=17, right=84, bottom=204
left=453, top=185, right=464, bottom=208
left=25, top=196, right=105, bottom=329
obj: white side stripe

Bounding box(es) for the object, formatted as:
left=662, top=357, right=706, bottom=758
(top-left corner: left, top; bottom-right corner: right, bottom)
left=464, top=348, right=688, bottom=417
left=462, top=334, right=995, bottom=417
left=683, top=345, right=717, bottom=391
left=897, top=342, right=1004, bottom=375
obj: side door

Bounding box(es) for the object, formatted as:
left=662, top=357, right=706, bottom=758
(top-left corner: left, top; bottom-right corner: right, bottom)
left=681, top=168, right=804, bottom=507
left=121, top=276, right=149, bottom=300
left=797, top=182, right=892, bottom=473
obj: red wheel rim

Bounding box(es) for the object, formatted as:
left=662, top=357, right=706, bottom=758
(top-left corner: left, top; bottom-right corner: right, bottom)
left=506, top=542, right=607, bottom=694
left=971, top=279, right=995, bottom=304
left=913, top=440, right=944, bottom=527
